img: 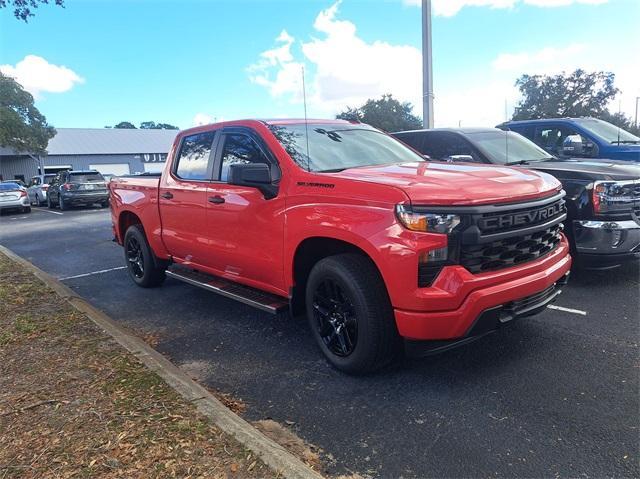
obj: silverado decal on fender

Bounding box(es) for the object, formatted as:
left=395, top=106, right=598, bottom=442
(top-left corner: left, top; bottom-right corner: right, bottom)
left=297, top=181, right=335, bottom=188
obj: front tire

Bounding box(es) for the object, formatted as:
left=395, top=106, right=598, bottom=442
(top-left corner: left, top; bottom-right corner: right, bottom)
left=59, top=195, right=68, bottom=210
left=47, top=196, right=54, bottom=209
left=124, top=224, right=166, bottom=288
left=305, top=254, right=401, bottom=374
left=23, top=206, right=31, bottom=213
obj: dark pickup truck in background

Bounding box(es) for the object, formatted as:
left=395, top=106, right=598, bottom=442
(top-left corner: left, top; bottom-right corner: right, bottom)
left=497, top=117, right=640, bottom=163
left=393, top=128, right=640, bottom=269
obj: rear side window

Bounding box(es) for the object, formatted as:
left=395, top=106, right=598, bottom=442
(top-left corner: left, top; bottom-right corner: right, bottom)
left=0, top=183, right=21, bottom=191
left=175, top=131, right=216, bottom=180
left=220, top=134, right=271, bottom=182
left=420, top=132, right=476, bottom=161
left=69, top=172, right=105, bottom=183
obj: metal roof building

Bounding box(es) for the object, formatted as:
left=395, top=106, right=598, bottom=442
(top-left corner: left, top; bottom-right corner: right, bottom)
left=0, top=128, right=178, bottom=182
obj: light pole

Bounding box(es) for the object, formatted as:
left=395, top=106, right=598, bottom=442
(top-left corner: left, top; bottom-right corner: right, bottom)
left=422, top=0, right=434, bottom=128
left=635, top=97, right=639, bottom=128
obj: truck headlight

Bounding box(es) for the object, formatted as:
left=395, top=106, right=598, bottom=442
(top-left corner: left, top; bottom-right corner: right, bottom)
left=592, top=180, right=638, bottom=215
left=395, top=205, right=461, bottom=234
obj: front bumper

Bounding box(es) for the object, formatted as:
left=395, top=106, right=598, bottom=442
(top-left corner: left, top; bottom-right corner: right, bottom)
left=394, top=240, right=572, bottom=341
left=573, top=219, right=640, bottom=267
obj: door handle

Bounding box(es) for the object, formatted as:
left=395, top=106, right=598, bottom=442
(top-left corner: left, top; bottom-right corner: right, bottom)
left=208, top=195, right=225, bottom=204
left=161, top=191, right=173, bottom=199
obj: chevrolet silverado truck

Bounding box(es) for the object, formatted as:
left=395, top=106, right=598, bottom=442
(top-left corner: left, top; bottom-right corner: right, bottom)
left=392, top=128, right=640, bottom=269
left=109, top=119, right=571, bottom=373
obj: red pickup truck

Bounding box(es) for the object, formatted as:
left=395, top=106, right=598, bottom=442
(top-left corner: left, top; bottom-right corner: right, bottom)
left=109, top=119, right=572, bottom=373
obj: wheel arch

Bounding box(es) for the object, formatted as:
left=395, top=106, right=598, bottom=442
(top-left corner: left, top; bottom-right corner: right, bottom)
left=289, top=236, right=387, bottom=316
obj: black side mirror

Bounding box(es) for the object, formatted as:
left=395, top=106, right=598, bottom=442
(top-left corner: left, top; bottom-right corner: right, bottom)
left=228, top=163, right=278, bottom=199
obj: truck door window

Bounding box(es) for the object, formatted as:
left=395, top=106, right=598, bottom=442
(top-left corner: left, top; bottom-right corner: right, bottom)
left=174, top=131, right=216, bottom=180
left=220, top=134, right=271, bottom=182
left=422, top=133, right=479, bottom=162
left=535, top=126, right=592, bottom=157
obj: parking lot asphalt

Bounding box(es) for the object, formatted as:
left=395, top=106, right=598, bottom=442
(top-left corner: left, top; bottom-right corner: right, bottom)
left=1, top=206, right=638, bottom=478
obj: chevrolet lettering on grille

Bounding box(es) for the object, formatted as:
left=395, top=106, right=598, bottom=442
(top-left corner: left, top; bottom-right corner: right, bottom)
left=479, top=201, right=564, bottom=232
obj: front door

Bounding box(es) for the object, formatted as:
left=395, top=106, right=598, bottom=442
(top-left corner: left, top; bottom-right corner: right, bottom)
left=158, top=130, right=217, bottom=265
left=204, top=127, right=286, bottom=293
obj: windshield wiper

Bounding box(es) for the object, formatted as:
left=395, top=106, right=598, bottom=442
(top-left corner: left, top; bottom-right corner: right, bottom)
left=610, top=140, right=640, bottom=144
left=317, top=167, right=347, bottom=173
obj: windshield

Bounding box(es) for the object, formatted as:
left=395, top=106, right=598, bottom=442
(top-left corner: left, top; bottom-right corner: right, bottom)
left=574, top=118, right=640, bottom=144
left=0, top=183, right=21, bottom=191
left=267, top=123, right=425, bottom=172
left=468, top=131, right=554, bottom=165
left=69, top=172, right=104, bottom=183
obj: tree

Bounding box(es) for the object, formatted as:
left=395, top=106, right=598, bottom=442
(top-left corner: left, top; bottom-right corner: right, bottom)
left=113, top=121, right=137, bottom=129
left=0, top=0, right=64, bottom=22
left=513, top=69, right=619, bottom=120
left=0, top=72, right=55, bottom=154
left=139, top=121, right=179, bottom=130
left=336, top=94, right=422, bottom=132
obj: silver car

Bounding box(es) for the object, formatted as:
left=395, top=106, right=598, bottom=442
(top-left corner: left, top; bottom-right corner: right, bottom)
left=0, top=182, right=31, bottom=213
left=27, top=174, right=57, bottom=206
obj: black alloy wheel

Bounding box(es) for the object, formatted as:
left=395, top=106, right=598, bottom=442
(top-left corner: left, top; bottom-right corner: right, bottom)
left=312, top=279, right=358, bottom=357
left=126, top=235, right=145, bottom=279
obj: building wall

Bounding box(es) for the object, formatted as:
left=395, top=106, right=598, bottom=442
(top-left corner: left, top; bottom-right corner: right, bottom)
left=0, top=154, right=167, bottom=181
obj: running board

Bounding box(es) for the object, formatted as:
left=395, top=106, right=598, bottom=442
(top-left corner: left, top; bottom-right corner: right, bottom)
left=166, top=266, right=288, bottom=314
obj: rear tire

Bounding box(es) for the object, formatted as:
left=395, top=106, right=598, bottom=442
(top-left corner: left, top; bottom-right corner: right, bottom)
left=47, top=196, right=54, bottom=209
left=23, top=206, right=31, bottom=213
left=123, top=224, right=166, bottom=288
left=305, top=253, right=401, bottom=374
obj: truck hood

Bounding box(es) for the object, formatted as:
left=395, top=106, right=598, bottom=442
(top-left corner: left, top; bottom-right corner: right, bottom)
left=333, top=162, right=561, bottom=206
left=529, top=158, right=640, bottom=181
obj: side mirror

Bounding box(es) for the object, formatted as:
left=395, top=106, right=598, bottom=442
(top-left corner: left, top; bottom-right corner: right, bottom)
left=562, top=135, right=584, bottom=156
left=445, top=154, right=475, bottom=163
left=228, top=163, right=278, bottom=199
left=422, top=154, right=432, bottom=160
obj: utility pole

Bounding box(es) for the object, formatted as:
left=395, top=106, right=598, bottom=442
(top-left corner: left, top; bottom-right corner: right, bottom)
left=422, top=0, right=434, bottom=128
left=635, top=96, right=639, bottom=128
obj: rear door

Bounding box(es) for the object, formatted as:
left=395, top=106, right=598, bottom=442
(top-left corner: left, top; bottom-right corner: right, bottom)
left=158, top=130, right=218, bottom=264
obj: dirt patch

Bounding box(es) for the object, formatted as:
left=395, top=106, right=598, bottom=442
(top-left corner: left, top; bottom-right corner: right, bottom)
left=0, top=253, right=275, bottom=478
left=253, top=419, right=323, bottom=474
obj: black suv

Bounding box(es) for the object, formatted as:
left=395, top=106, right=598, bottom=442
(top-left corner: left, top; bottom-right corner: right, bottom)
left=392, top=128, right=640, bottom=270
left=47, top=170, right=109, bottom=210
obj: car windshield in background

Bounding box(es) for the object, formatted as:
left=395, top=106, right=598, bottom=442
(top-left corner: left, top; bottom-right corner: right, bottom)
left=268, top=123, right=424, bottom=172
left=0, top=183, right=21, bottom=191
left=468, top=131, right=554, bottom=165
left=69, top=173, right=104, bottom=183
left=574, top=118, right=640, bottom=144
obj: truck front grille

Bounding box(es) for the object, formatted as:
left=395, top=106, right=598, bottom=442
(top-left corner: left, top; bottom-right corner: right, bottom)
left=460, top=223, right=562, bottom=274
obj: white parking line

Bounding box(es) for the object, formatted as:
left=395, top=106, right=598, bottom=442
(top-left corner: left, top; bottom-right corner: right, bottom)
left=59, top=266, right=126, bottom=281
left=35, top=208, right=64, bottom=215
left=547, top=305, right=587, bottom=316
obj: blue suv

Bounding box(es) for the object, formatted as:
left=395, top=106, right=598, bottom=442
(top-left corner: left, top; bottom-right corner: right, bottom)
left=497, top=118, right=640, bottom=162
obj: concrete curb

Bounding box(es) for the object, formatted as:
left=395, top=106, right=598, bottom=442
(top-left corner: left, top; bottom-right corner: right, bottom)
left=0, top=245, right=323, bottom=479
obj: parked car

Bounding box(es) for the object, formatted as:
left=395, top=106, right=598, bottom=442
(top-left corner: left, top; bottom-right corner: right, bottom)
left=26, top=173, right=57, bottom=206
left=497, top=118, right=640, bottom=162
left=0, top=182, right=31, bottom=214
left=47, top=170, right=109, bottom=210
left=1, top=179, right=27, bottom=188
left=392, top=128, right=640, bottom=269
left=109, top=119, right=571, bottom=373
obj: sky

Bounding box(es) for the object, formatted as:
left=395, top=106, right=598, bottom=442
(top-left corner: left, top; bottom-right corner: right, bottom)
left=1, top=0, right=638, bottom=129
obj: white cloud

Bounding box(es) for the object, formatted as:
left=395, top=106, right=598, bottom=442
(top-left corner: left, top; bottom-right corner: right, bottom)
left=0, top=55, right=84, bottom=98
left=249, top=1, right=422, bottom=114
left=492, top=44, right=586, bottom=71
left=403, top=0, right=608, bottom=17
left=192, top=113, right=226, bottom=126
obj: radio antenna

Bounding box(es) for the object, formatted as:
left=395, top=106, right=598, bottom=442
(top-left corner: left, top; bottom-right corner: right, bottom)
left=302, top=66, right=311, bottom=172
